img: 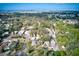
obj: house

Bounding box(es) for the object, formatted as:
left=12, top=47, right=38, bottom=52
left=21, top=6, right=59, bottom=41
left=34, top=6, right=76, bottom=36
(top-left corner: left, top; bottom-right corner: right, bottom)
left=50, top=40, right=59, bottom=51
left=18, top=30, right=24, bottom=36
left=45, top=28, right=56, bottom=39
left=24, top=30, right=31, bottom=39
left=43, top=41, right=50, bottom=48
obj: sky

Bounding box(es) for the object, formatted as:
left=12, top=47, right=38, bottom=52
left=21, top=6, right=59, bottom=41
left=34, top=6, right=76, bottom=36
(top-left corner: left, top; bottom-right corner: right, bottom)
left=0, top=3, right=79, bottom=11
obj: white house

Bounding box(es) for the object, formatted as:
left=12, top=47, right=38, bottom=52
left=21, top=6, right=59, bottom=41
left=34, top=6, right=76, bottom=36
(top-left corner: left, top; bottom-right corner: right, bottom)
left=31, top=37, right=37, bottom=46
left=18, top=30, right=24, bottom=36
left=24, top=30, right=31, bottom=40
left=43, top=41, right=50, bottom=48
left=50, top=40, right=59, bottom=51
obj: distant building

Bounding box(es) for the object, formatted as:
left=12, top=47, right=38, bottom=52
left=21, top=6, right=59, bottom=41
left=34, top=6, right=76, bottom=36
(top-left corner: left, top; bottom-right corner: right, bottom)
left=63, top=19, right=78, bottom=24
